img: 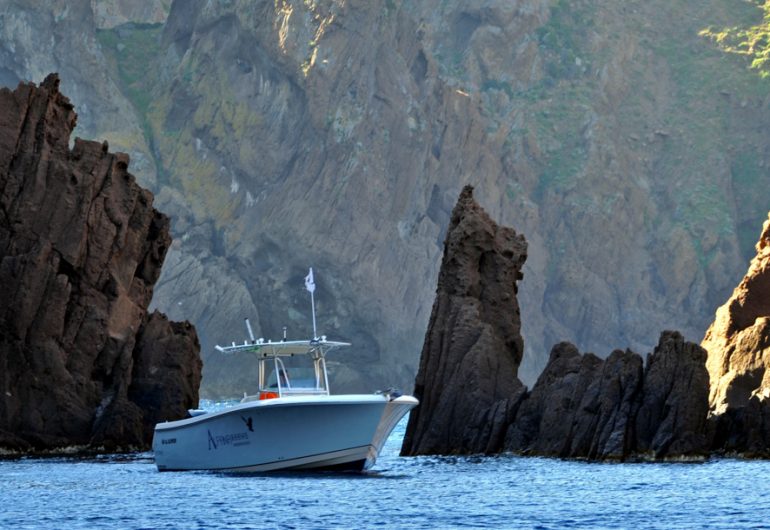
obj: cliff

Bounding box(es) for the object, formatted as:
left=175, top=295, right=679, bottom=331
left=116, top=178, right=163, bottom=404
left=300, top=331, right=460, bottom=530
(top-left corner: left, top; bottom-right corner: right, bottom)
left=116, top=0, right=770, bottom=396
left=703, top=212, right=770, bottom=456
left=0, top=74, right=201, bottom=452
left=4, top=1, right=770, bottom=396
left=401, top=186, right=527, bottom=455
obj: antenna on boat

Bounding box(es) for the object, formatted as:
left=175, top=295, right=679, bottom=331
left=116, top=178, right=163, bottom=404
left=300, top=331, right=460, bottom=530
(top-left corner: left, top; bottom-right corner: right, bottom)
left=304, top=267, right=318, bottom=340
left=245, top=318, right=255, bottom=343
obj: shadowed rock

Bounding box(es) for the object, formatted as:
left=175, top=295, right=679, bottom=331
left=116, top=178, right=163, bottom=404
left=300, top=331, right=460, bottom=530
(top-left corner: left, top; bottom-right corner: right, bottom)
left=703, top=212, right=770, bottom=456
left=504, top=342, right=604, bottom=456
left=505, top=345, right=643, bottom=459
left=505, top=331, right=709, bottom=460
left=635, top=331, right=710, bottom=458
left=400, top=184, right=713, bottom=461
left=400, top=185, right=528, bottom=455
left=0, top=74, right=201, bottom=452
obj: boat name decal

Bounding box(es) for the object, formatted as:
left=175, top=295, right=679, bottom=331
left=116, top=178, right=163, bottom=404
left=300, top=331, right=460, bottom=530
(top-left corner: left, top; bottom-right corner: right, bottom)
left=207, top=429, right=249, bottom=450
left=161, top=438, right=177, bottom=445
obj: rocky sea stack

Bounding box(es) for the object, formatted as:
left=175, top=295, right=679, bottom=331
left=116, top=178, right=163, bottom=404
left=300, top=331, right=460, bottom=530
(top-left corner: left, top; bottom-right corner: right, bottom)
left=401, top=185, right=528, bottom=455
left=0, top=75, right=201, bottom=452
left=401, top=186, right=764, bottom=461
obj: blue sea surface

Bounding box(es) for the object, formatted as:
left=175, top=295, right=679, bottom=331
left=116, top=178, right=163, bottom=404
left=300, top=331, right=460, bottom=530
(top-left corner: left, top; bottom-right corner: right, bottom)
left=2, top=402, right=769, bottom=529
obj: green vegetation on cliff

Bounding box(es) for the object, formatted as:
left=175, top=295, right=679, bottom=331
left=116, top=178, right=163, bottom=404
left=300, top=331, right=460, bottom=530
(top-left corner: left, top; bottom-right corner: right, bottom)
left=701, top=0, right=770, bottom=77
left=96, top=24, right=163, bottom=130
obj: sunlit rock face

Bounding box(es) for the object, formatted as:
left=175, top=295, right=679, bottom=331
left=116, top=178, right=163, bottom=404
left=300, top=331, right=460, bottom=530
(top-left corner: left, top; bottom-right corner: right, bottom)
left=703, top=212, right=770, bottom=455
left=0, top=75, right=201, bottom=452
left=401, top=186, right=528, bottom=456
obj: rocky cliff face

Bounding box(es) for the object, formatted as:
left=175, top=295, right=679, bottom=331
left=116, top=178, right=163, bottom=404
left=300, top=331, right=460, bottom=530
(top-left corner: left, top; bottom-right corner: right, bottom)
left=401, top=186, right=527, bottom=456
left=4, top=1, right=770, bottom=396
left=703, top=212, right=770, bottom=456
left=0, top=0, right=157, bottom=187
left=0, top=74, right=201, bottom=451
left=127, top=0, right=770, bottom=395
left=90, top=0, right=170, bottom=29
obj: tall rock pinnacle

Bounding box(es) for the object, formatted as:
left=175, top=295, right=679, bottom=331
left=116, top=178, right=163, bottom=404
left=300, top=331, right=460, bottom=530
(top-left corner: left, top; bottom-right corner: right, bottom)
left=0, top=74, right=201, bottom=452
left=401, top=185, right=528, bottom=455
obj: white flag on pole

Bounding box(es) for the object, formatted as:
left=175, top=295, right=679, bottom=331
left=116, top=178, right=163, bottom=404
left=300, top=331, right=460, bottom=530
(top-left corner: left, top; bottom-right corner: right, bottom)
left=304, top=267, right=316, bottom=293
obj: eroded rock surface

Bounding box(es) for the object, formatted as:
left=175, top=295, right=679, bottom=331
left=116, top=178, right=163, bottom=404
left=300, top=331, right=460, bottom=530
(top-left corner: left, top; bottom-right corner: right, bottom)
left=504, top=331, right=709, bottom=460
left=5, top=1, right=770, bottom=397
left=505, top=345, right=644, bottom=459
left=0, top=74, right=201, bottom=452
left=400, top=186, right=528, bottom=456
left=635, top=331, right=710, bottom=458
left=703, top=212, right=770, bottom=455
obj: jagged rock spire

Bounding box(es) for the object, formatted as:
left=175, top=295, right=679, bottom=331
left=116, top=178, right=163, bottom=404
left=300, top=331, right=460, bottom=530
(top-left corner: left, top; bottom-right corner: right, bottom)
left=401, top=185, right=528, bottom=455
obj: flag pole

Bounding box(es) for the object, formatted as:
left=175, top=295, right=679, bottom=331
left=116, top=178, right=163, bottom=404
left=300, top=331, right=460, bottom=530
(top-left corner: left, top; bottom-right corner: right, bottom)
left=305, top=267, right=318, bottom=340
left=310, top=288, right=317, bottom=340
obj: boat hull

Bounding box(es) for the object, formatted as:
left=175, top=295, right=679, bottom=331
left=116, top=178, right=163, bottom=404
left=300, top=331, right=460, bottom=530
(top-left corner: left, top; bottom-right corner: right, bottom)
left=152, top=395, right=417, bottom=472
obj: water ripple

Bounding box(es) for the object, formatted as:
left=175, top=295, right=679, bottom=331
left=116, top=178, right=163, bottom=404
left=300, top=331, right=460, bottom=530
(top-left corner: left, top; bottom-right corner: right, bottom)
left=2, top=415, right=770, bottom=528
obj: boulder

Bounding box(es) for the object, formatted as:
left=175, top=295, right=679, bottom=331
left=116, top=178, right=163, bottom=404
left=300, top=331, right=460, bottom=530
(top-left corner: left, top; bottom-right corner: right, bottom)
left=504, top=342, right=604, bottom=456
left=565, top=348, right=643, bottom=459
left=0, top=74, right=201, bottom=452
left=400, top=185, right=528, bottom=455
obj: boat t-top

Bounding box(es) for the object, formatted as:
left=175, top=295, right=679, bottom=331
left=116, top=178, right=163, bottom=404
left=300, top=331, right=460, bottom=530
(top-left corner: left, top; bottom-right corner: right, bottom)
left=152, top=268, right=419, bottom=472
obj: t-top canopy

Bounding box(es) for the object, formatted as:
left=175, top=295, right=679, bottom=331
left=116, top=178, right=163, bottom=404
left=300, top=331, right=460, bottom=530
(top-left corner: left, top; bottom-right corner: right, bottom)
left=214, top=337, right=351, bottom=357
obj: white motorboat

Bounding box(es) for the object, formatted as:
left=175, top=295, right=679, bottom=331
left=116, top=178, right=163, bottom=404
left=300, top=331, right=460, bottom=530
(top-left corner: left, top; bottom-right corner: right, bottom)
left=152, top=269, right=418, bottom=472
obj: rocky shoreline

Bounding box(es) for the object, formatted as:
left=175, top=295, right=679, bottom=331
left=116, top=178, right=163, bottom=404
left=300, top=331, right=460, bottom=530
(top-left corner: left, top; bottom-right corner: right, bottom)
left=402, top=186, right=770, bottom=460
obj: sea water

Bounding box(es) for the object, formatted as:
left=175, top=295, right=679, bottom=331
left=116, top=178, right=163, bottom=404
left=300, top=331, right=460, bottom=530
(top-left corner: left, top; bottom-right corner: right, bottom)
left=2, top=403, right=769, bottom=529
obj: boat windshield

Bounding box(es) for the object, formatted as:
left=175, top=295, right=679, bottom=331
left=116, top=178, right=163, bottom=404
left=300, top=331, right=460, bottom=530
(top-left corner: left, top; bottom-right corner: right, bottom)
left=215, top=336, right=350, bottom=402
left=265, top=361, right=318, bottom=390
left=253, top=352, right=329, bottom=400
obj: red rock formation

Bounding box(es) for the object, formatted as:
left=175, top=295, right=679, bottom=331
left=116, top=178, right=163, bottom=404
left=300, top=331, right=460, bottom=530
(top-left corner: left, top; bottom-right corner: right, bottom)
left=504, top=331, right=709, bottom=460
left=703, top=212, right=770, bottom=455
left=505, top=344, right=643, bottom=459
left=503, top=342, right=606, bottom=456
left=400, top=186, right=528, bottom=455
left=0, top=74, right=201, bottom=452
left=400, top=185, right=711, bottom=460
